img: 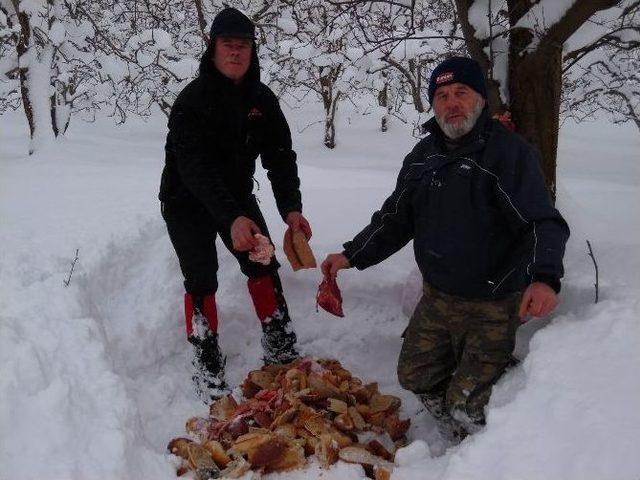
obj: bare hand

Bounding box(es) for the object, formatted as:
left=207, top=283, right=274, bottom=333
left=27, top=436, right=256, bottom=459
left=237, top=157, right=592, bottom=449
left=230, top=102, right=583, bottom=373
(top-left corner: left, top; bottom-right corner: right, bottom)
left=321, top=253, right=351, bottom=278
left=231, top=216, right=262, bottom=252
left=286, top=211, right=312, bottom=240
left=518, top=282, right=559, bottom=320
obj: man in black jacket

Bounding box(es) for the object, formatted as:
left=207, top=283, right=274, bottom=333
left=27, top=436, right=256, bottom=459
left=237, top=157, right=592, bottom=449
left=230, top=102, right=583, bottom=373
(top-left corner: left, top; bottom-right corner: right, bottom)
left=322, top=57, right=569, bottom=441
left=160, top=8, right=311, bottom=401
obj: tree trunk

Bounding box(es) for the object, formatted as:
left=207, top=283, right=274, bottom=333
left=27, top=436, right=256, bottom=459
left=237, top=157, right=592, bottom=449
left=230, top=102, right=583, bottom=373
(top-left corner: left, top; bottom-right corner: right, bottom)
left=378, top=72, right=389, bottom=132
left=193, top=0, right=209, bottom=43
left=454, top=0, right=506, bottom=115
left=14, top=7, right=36, bottom=145
left=509, top=28, right=562, bottom=202
left=384, top=57, right=425, bottom=114
left=323, top=92, right=340, bottom=149
left=510, top=51, right=562, bottom=201
left=320, top=68, right=340, bottom=149
left=51, top=89, right=71, bottom=137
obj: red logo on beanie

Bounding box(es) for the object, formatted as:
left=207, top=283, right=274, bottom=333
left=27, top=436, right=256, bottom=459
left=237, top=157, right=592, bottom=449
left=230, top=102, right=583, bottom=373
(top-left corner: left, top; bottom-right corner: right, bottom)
left=436, top=72, right=454, bottom=84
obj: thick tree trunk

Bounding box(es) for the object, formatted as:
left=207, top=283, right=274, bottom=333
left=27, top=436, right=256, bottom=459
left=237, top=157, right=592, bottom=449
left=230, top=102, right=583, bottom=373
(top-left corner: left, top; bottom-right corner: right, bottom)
left=509, top=32, right=563, bottom=201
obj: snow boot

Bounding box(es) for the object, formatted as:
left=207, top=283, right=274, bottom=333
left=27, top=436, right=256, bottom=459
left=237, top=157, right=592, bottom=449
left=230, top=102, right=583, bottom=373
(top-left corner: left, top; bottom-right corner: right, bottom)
left=418, top=392, right=469, bottom=445
left=247, top=274, right=299, bottom=365
left=184, top=293, right=228, bottom=402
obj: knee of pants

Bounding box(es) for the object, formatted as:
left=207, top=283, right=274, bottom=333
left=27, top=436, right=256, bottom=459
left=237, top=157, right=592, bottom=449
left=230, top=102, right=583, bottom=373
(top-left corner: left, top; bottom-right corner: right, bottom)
left=239, top=256, right=281, bottom=278
left=397, top=361, right=416, bottom=392
left=184, top=276, right=218, bottom=296
left=396, top=342, right=419, bottom=390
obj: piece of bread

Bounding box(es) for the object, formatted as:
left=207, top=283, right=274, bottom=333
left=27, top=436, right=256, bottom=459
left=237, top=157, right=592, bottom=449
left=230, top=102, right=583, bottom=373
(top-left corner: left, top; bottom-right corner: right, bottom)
left=283, top=228, right=316, bottom=270
left=283, top=228, right=303, bottom=270
left=292, top=230, right=317, bottom=268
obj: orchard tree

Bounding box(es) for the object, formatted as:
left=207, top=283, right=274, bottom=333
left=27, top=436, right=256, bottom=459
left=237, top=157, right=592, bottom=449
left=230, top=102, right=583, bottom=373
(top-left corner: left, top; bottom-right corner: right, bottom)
left=1, top=0, right=78, bottom=152
left=562, top=2, right=639, bottom=132
left=456, top=0, right=627, bottom=200
left=348, top=0, right=464, bottom=130
left=266, top=0, right=364, bottom=148
left=332, top=0, right=631, bottom=201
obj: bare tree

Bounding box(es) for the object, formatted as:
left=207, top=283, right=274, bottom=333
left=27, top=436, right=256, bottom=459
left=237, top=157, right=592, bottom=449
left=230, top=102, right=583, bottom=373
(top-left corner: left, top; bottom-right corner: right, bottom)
left=347, top=0, right=464, bottom=127
left=562, top=2, right=640, bottom=133
left=2, top=0, right=64, bottom=152
left=266, top=0, right=361, bottom=148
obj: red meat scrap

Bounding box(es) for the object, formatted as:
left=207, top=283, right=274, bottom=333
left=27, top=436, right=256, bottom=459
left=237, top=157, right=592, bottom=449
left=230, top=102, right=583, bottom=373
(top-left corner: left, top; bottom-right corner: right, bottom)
left=316, top=276, right=344, bottom=317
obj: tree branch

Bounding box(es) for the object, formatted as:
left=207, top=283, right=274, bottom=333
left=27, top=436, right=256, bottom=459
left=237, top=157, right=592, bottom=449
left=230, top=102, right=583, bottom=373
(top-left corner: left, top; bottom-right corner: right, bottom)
left=537, top=0, right=620, bottom=57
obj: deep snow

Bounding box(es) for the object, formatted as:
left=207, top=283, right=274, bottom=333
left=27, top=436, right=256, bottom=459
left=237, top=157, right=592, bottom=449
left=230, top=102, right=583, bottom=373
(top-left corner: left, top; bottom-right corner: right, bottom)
left=1, top=104, right=639, bottom=480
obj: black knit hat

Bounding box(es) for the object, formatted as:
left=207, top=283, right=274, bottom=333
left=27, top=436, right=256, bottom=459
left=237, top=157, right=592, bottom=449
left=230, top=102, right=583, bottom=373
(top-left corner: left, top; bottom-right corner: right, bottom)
left=428, top=56, right=487, bottom=104
left=209, top=7, right=255, bottom=40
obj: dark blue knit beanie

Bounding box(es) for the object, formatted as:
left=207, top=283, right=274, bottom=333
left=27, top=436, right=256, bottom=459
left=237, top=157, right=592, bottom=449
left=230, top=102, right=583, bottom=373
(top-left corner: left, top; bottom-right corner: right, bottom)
left=428, top=57, right=487, bottom=104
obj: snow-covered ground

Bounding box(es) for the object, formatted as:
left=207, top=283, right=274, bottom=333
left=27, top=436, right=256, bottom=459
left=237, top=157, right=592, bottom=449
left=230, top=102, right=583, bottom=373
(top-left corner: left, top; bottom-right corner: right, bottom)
left=1, top=105, right=639, bottom=480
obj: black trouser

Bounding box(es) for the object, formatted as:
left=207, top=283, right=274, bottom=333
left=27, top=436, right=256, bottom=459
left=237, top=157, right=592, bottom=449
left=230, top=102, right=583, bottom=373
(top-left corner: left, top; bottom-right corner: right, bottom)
left=161, top=196, right=280, bottom=295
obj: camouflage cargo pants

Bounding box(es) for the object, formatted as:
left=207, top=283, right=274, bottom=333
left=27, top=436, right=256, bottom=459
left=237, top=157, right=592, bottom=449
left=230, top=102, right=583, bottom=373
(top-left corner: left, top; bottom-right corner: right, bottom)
left=398, top=283, right=521, bottom=426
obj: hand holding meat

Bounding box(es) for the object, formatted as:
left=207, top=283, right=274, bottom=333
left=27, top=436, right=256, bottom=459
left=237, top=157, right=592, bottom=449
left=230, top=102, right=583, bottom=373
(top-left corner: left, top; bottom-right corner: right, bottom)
left=321, top=253, right=351, bottom=278
left=249, top=234, right=275, bottom=265
left=231, top=216, right=262, bottom=251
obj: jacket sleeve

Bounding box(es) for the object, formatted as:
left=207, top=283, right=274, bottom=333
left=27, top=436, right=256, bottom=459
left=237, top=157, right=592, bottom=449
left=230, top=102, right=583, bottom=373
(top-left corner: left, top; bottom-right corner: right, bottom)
left=496, top=144, right=570, bottom=292
left=342, top=151, right=418, bottom=270
left=166, top=103, right=244, bottom=231
left=260, top=95, right=302, bottom=220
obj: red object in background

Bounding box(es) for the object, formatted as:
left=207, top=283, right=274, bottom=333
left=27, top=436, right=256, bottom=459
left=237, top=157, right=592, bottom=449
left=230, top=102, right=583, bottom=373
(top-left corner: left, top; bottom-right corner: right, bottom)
left=493, top=111, right=516, bottom=132
left=316, top=276, right=345, bottom=318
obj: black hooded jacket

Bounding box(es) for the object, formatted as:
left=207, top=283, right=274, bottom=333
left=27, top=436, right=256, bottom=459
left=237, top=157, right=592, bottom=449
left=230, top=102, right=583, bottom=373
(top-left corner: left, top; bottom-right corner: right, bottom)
left=343, top=111, right=570, bottom=300
left=159, top=39, right=302, bottom=231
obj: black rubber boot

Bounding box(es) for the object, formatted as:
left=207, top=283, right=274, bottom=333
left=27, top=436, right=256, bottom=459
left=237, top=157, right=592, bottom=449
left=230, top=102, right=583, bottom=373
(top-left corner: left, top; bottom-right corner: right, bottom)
left=261, top=313, right=299, bottom=365
left=185, top=294, right=228, bottom=403
left=190, top=330, right=228, bottom=403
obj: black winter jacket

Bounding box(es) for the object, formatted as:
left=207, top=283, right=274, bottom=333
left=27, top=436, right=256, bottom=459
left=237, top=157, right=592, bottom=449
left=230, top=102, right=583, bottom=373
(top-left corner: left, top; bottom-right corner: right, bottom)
left=159, top=42, right=302, bottom=231
left=343, top=112, right=570, bottom=300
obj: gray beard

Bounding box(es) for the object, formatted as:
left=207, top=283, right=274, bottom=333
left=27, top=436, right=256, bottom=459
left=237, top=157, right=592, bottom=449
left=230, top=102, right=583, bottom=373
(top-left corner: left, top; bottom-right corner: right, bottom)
left=436, top=100, right=484, bottom=140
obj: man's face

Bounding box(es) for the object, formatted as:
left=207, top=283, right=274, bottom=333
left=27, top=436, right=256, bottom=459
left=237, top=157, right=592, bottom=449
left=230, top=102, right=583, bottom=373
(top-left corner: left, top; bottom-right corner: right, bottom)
left=213, top=36, right=252, bottom=83
left=433, top=83, right=485, bottom=139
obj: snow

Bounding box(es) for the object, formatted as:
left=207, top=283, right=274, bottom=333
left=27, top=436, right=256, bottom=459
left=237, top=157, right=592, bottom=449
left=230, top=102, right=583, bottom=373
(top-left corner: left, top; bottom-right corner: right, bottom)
left=49, top=19, right=66, bottom=46
left=277, top=17, right=298, bottom=35
left=467, top=1, right=511, bottom=104
left=1, top=102, right=640, bottom=480
left=514, top=0, right=577, bottom=33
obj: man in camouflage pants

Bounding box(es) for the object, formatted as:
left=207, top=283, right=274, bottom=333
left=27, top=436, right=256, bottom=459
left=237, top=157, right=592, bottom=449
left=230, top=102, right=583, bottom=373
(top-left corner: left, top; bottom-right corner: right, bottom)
left=397, top=286, right=521, bottom=439
left=322, top=57, right=569, bottom=441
